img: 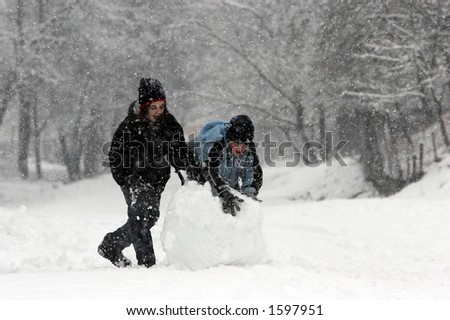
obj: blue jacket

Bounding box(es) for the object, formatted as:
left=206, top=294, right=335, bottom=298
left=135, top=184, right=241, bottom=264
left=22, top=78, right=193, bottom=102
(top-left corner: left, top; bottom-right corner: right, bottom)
left=190, top=120, right=256, bottom=195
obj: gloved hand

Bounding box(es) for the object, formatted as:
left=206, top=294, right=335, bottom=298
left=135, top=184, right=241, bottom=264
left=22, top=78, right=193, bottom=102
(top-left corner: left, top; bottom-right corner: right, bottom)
left=219, top=189, right=244, bottom=216
left=186, top=164, right=204, bottom=184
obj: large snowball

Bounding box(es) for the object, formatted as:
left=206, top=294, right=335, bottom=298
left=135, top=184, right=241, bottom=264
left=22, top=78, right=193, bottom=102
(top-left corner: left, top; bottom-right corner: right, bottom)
left=161, top=182, right=265, bottom=270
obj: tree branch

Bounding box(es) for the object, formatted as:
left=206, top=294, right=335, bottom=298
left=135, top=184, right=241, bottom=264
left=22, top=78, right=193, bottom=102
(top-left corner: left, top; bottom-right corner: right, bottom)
left=192, top=21, right=300, bottom=109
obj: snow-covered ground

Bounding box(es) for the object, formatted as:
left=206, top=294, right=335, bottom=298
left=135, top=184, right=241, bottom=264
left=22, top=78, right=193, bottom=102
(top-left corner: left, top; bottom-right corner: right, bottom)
left=0, top=156, right=449, bottom=300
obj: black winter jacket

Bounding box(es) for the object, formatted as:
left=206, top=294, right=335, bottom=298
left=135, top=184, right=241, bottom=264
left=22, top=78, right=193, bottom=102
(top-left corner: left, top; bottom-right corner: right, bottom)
left=108, top=102, right=188, bottom=191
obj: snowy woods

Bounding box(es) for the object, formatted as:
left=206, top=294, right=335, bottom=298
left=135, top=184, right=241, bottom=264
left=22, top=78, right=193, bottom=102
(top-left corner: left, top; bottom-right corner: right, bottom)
left=1, top=0, right=449, bottom=194
left=1, top=1, right=450, bottom=308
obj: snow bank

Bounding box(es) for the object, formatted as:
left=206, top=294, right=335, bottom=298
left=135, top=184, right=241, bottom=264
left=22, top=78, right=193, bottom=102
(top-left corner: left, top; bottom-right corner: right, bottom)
left=394, top=151, right=450, bottom=199
left=161, top=182, right=265, bottom=270
left=260, top=159, right=376, bottom=202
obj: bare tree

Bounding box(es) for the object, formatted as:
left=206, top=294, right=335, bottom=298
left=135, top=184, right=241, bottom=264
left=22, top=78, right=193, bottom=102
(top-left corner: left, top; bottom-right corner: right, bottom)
left=16, top=0, right=33, bottom=179
left=177, top=0, right=313, bottom=147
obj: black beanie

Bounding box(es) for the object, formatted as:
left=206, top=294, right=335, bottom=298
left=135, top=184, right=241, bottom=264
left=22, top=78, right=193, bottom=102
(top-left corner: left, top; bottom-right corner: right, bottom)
left=138, top=78, right=166, bottom=106
left=226, top=115, right=254, bottom=144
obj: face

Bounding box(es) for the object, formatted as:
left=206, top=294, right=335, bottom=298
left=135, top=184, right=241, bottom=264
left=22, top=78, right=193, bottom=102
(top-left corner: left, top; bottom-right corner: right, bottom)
left=146, top=100, right=166, bottom=122
left=229, top=141, right=249, bottom=157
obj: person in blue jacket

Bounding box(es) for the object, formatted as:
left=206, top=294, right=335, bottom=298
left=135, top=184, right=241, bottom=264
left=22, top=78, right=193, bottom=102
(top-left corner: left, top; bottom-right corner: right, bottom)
left=188, top=115, right=263, bottom=215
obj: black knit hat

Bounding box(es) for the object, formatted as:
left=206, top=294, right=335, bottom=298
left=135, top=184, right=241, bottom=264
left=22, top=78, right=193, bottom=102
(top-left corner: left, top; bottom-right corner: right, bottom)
left=138, top=78, right=166, bottom=106
left=226, top=115, right=254, bottom=144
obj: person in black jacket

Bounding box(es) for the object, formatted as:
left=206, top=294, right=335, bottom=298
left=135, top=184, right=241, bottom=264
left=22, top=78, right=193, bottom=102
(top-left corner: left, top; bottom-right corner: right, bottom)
left=98, top=78, right=188, bottom=268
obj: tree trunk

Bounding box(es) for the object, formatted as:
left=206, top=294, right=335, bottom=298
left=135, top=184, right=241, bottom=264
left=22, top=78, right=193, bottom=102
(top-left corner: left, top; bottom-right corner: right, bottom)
left=295, top=103, right=304, bottom=135
left=59, top=134, right=72, bottom=181
left=386, top=114, right=402, bottom=180
left=59, top=113, right=84, bottom=182
left=59, top=134, right=82, bottom=182
left=1, top=71, right=17, bottom=126
left=318, top=105, right=326, bottom=160
left=0, top=104, right=6, bottom=126
left=18, top=90, right=32, bottom=179
left=29, top=0, right=48, bottom=179
left=414, top=52, right=434, bottom=122
left=83, top=116, right=102, bottom=178
left=360, top=109, right=384, bottom=182
left=32, top=95, right=43, bottom=179
left=436, top=100, right=450, bottom=147
left=16, top=0, right=32, bottom=179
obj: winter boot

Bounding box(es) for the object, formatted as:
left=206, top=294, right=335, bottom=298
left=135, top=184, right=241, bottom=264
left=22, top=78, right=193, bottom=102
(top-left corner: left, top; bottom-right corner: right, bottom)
left=138, top=257, right=156, bottom=268
left=98, top=242, right=132, bottom=268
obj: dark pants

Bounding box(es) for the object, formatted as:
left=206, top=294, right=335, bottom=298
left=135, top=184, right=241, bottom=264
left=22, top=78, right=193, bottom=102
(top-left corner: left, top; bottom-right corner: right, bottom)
left=102, top=185, right=161, bottom=266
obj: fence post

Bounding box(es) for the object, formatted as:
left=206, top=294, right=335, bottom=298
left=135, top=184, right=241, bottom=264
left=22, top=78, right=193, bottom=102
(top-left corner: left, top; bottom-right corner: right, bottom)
left=406, top=156, right=411, bottom=182
left=419, top=143, right=424, bottom=177
left=432, top=132, right=439, bottom=162
left=412, top=155, right=417, bottom=181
